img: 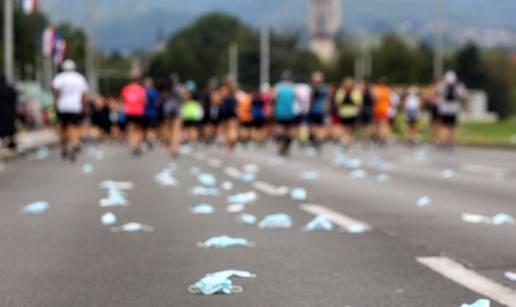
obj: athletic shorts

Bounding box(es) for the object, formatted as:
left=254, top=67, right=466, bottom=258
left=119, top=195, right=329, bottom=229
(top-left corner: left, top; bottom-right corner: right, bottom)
left=58, top=113, right=83, bottom=127
left=406, top=110, right=419, bottom=125
left=360, top=108, right=374, bottom=125
left=240, top=121, right=253, bottom=128
left=183, top=120, right=201, bottom=127
left=252, top=119, right=267, bottom=128
left=341, top=116, right=358, bottom=127
left=440, top=114, right=457, bottom=127
left=276, top=119, right=295, bottom=127
left=126, top=115, right=145, bottom=125
left=308, top=113, right=325, bottom=125
left=143, top=116, right=159, bottom=129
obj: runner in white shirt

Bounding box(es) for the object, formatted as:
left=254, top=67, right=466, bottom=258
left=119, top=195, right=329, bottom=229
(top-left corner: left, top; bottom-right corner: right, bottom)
left=294, top=82, right=312, bottom=145
left=52, top=59, right=89, bottom=162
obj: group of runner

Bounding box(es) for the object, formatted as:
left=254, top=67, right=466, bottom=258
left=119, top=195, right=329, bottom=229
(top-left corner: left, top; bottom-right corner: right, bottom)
left=52, top=59, right=469, bottom=162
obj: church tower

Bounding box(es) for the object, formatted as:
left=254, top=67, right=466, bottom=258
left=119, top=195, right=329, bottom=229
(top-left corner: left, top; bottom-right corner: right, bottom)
left=308, top=0, right=341, bottom=63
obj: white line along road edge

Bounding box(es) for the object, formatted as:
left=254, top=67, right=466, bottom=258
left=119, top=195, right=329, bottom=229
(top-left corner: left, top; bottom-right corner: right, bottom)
left=417, top=257, right=516, bottom=307
left=253, top=181, right=289, bottom=197
left=300, top=204, right=373, bottom=231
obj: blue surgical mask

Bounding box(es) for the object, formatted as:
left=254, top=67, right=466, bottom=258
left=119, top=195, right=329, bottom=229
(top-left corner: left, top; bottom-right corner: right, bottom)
left=290, top=188, right=307, bottom=201
left=100, top=189, right=128, bottom=207
left=191, top=204, right=215, bottom=215
left=238, top=214, right=257, bottom=225
left=491, top=213, right=514, bottom=225
left=227, top=191, right=257, bottom=204
left=22, top=201, right=49, bottom=215
left=198, top=236, right=253, bottom=248
left=460, top=299, right=490, bottom=307
left=82, top=164, right=94, bottom=174
left=198, top=173, right=216, bottom=187
left=101, top=212, right=117, bottom=226
left=304, top=216, right=333, bottom=232
left=417, top=196, right=431, bottom=207
left=189, top=270, right=256, bottom=295
left=112, top=222, right=154, bottom=232
left=154, top=169, right=177, bottom=187
left=191, top=186, right=220, bottom=196
left=259, top=214, right=292, bottom=229
left=301, top=171, right=319, bottom=180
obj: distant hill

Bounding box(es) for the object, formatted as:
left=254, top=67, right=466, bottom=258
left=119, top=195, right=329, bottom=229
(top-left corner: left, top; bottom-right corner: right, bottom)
left=45, top=0, right=516, bottom=51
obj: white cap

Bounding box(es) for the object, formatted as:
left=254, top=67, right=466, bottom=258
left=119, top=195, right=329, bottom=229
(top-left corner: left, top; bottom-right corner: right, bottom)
left=444, top=70, right=457, bottom=84
left=62, top=59, right=76, bottom=71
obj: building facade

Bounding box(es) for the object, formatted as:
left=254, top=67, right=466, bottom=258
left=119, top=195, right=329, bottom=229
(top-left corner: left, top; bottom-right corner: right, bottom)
left=308, top=0, right=341, bottom=63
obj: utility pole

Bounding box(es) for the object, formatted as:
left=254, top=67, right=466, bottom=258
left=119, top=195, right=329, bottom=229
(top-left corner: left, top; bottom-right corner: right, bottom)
left=4, top=0, right=15, bottom=83
left=228, top=43, right=239, bottom=84
left=433, top=0, right=444, bottom=80
left=86, top=0, right=98, bottom=93
left=260, top=27, right=270, bottom=87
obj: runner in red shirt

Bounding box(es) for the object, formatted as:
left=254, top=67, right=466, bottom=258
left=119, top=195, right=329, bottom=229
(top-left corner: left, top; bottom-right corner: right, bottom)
left=121, top=76, right=147, bottom=156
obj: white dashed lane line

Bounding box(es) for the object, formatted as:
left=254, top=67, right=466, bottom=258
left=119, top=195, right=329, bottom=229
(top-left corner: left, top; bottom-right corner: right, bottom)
left=252, top=181, right=289, bottom=196
left=300, top=204, right=373, bottom=231
left=417, top=257, right=516, bottom=307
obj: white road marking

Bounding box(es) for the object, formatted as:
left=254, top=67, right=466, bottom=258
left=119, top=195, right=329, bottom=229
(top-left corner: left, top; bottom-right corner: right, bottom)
left=417, top=257, right=516, bottom=307
left=208, top=158, right=223, bottom=168
left=224, top=166, right=242, bottom=179
left=300, top=204, right=373, bottom=231
left=253, top=181, right=289, bottom=196
left=460, top=163, right=504, bottom=176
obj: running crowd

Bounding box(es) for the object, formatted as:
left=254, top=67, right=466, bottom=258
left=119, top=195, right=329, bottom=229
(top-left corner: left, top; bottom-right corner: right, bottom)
left=52, top=59, right=469, bottom=162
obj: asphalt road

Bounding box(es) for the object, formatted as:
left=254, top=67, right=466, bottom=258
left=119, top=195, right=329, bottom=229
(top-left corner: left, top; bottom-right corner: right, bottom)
left=1, top=142, right=515, bottom=307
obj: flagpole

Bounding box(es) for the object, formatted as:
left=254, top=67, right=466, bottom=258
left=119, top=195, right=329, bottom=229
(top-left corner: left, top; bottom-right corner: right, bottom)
left=4, top=0, right=15, bottom=83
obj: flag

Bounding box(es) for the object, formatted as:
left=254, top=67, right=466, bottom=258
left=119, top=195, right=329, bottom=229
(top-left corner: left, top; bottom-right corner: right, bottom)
left=42, top=27, right=67, bottom=64
left=42, top=27, right=56, bottom=57
left=22, top=0, right=38, bottom=14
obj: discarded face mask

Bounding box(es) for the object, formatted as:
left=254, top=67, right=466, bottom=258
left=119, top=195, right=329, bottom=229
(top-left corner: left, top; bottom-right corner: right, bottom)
left=461, top=213, right=491, bottom=224
left=227, top=191, right=257, bottom=204
left=191, top=186, right=220, bottom=196
left=238, top=213, right=257, bottom=225
left=304, top=216, right=334, bottom=232
left=111, top=222, right=154, bottom=232
left=491, top=213, right=514, bottom=225
left=189, top=270, right=256, bottom=295
left=99, top=180, right=134, bottom=190
left=240, top=172, right=256, bottom=183
left=82, top=164, right=94, bottom=174
left=369, top=156, right=384, bottom=168
left=100, top=189, right=128, bottom=207
left=376, top=173, right=390, bottom=184
left=198, top=235, right=254, bottom=248
left=343, top=224, right=369, bottom=234
left=221, top=181, right=234, bottom=191
left=301, top=171, right=319, bottom=181
left=414, top=149, right=428, bottom=161
left=350, top=169, right=368, bottom=179
left=441, top=169, right=455, bottom=179
left=243, top=164, right=259, bottom=173
left=22, top=201, right=49, bottom=215
left=191, top=204, right=215, bottom=215
left=154, top=169, right=178, bottom=187
left=101, top=212, right=117, bottom=226
left=259, top=213, right=293, bottom=229
left=417, top=196, right=431, bottom=207
left=198, top=173, right=216, bottom=187
left=460, top=299, right=490, bottom=307
left=227, top=204, right=247, bottom=213
left=290, top=188, right=307, bottom=201
left=505, top=271, right=516, bottom=282
left=35, top=147, right=49, bottom=160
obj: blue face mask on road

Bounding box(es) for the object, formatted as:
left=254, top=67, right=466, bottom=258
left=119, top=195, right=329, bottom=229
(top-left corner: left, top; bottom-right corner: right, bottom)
left=100, top=189, right=128, bottom=207
left=198, top=173, right=216, bottom=187
left=301, top=171, right=319, bottom=180
left=460, top=299, right=490, bottom=307
left=290, top=188, right=307, bottom=201
left=259, top=214, right=293, bottom=229
left=304, top=216, right=333, bottom=232
left=191, top=186, right=220, bottom=196
left=191, top=204, right=214, bottom=214
left=82, top=164, right=94, bottom=174
left=198, top=236, right=253, bottom=248
left=238, top=213, right=257, bottom=225
left=227, top=191, right=257, bottom=204
left=189, top=270, right=256, bottom=295
left=22, top=201, right=49, bottom=215
left=154, top=168, right=177, bottom=187
left=111, top=222, right=154, bottom=232
left=101, top=212, right=117, bottom=226
left=417, top=196, right=431, bottom=207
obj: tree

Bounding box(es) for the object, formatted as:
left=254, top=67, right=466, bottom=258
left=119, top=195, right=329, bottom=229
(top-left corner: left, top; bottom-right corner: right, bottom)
left=454, top=42, right=487, bottom=89
left=57, top=23, right=87, bottom=73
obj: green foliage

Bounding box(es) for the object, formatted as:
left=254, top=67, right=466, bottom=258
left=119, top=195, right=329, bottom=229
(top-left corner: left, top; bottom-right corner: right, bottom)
left=57, top=23, right=87, bottom=73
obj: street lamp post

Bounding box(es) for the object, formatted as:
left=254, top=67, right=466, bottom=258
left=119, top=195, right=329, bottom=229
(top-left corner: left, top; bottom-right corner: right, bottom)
left=229, top=43, right=239, bottom=83
left=260, top=27, right=270, bottom=87
left=433, top=0, right=444, bottom=80
left=86, top=0, right=98, bottom=93
left=4, top=0, right=15, bottom=83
